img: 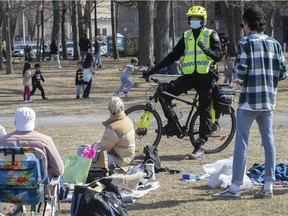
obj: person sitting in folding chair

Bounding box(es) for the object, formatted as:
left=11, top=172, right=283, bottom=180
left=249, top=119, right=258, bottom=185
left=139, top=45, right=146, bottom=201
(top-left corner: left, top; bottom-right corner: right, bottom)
left=0, top=107, right=64, bottom=215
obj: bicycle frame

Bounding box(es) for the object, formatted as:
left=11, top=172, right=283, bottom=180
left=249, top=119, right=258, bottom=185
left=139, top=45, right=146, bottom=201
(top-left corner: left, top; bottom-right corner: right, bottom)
left=138, top=86, right=217, bottom=137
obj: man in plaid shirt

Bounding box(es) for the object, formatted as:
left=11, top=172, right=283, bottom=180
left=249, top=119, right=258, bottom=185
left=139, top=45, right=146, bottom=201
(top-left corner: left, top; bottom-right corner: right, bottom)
left=214, top=5, right=287, bottom=199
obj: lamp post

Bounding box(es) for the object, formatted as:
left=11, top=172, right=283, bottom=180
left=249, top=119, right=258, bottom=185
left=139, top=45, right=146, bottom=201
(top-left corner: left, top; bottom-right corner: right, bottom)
left=22, top=12, right=26, bottom=45
left=40, top=3, right=45, bottom=61
left=94, top=1, right=98, bottom=53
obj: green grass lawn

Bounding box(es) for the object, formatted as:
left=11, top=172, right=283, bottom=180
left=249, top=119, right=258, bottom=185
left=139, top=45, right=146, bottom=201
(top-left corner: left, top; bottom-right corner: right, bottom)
left=1, top=57, right=288, bottom=216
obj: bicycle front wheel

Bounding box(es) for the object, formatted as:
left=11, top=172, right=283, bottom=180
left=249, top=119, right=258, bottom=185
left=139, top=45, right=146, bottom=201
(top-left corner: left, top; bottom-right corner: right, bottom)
left=125, top=105, right=162, bottom=155
left=189, top=108, right=236, bottom=154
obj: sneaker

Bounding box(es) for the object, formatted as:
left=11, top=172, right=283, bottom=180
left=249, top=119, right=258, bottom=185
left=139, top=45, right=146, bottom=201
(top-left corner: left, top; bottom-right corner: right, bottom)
left=123, top=91, right=128, bottom=98
left=162, top=122, right=178, bottom=136
left=24, top=100, right=33, bottom=103
left=254, top=187, right=273, bottom=199
left=75, top=96, right=80, bottom=99
left=58, top=66, right=62, bottom=69
left=212, top=187, right=241, bottom=199
left=97, top=65, right=102, bottom=68
left=187, top=139, right=205, bottom=160
left=42, top=97, right=48, bottom=100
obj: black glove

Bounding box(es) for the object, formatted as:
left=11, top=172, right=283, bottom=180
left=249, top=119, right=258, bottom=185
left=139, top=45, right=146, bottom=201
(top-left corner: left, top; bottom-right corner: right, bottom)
left=142, top=70, right=154, bottom=79
left=197, top=40, right=207, bottom=52
left=279, top=72, right=287, bottom=81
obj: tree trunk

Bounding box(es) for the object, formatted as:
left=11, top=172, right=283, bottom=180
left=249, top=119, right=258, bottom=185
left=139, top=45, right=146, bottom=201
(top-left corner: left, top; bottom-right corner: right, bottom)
left=51, top=1, right=61, bottom=41
left=84, top=0, right=92, bottom=42
left=234, top=5, right=243, bottom=45
left=61, top=1, right=68, bottom=60
left=0, top=2, right=4, bottom=70
left=77, top=0, right=84, bottom=38
left=111, top=0, right=119, bottom=59
left=220, top=1, right=238, bottom=56
left=138, top=0, right=154, bottom=66
left=155, top=1, right=170, bottom=64
left=36, top=5, right=41, bottom=61
left=3, top=0, right=13, bottom=74
left=71, top=0, right=79, bottom=60
left=265, top=8, right=276, bottom=37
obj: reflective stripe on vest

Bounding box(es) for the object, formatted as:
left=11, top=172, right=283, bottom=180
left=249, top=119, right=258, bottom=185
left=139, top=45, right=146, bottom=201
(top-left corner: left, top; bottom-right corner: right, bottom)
left=182, top=28, right=213, bottom=74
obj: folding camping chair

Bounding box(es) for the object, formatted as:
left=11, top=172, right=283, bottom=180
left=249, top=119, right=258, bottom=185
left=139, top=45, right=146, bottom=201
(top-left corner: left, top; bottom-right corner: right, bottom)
left=0, top=147, right=61, bottom=216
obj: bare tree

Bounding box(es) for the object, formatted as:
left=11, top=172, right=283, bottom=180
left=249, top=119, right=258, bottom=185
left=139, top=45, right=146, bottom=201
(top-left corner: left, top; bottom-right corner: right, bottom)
left=0, top=4, right=3, bottom=71
left=155, top=1, right=170, bottom=63
left=51, top=1, right=61, bottom=41
left=84, top=0, right=92, bottom=42
left=3, top=0, right=13, bottom=74
left=71, top=0, right=79, bottom=60
left=138, top=0, right=154, bottom=66
left=111, top=0, right=119, bottom=59
left=77, top=0, right=85, bottom=38
left=220, top=1, right=244, bottom=56
left=61, top=1, right=68, bottom=60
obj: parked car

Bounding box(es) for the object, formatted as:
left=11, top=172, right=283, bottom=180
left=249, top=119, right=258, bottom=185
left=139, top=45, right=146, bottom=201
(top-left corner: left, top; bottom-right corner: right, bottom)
left=12, top=44, right=36, bottom=61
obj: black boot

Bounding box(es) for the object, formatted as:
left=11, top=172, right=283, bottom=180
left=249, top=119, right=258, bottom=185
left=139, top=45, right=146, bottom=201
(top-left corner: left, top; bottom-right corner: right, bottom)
left=162, top=121, right=178, bottom=136
left=188, top=139, right=205, bottom=160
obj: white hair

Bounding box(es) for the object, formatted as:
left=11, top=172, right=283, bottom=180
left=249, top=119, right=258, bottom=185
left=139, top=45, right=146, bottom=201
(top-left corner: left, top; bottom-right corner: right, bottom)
left=108, top=96, right=124, bottom=115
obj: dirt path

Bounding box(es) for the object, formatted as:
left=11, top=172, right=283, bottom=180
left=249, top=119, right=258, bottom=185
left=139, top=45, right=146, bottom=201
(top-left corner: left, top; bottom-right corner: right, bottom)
left=1, top=111, right=288, bottom=128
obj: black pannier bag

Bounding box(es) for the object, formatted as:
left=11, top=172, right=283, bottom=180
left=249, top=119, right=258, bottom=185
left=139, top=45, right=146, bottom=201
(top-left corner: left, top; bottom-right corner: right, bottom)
left=213, top=84, right=235, bottom=114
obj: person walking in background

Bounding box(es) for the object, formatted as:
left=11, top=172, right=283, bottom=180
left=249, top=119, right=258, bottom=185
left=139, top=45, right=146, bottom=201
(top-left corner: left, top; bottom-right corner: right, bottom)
left=82, top=53, right=95, bottom=99
left=223, top=54, right=234, bottom=86
left=49, top=39, right=62, bottom=70
left=115, top=57, right=141, bottom=98
left=30, top=63, right=48, bottom=100
left=79, top=33, right=91, bottom=62
left=94, top=36, right=102, bottom=68
left=24, top=45, right=32, bottom=62
left=22, top=62, right=35, bottom=103
left=213, top=5, right=287, bottom=199
left=75, top=61, right=84, bottom=99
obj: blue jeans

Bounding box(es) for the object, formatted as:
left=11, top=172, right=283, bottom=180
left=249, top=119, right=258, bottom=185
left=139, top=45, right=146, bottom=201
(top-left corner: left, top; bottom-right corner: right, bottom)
left=232, top=109, right=276, bottom=186
left=115, top=75, right=134, bottom=95
left=94, top=51, right=102, bottom=66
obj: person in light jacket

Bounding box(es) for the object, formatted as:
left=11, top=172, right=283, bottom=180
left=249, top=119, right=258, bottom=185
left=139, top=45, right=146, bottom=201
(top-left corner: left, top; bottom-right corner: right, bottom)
left=95, top=96, right=135, bottom=172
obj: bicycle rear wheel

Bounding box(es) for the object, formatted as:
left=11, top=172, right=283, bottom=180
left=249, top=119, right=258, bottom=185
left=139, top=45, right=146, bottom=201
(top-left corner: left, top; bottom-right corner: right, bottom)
left=189, top=108, right=236, bottom=154
left=125, top=105, right=162, bottom=157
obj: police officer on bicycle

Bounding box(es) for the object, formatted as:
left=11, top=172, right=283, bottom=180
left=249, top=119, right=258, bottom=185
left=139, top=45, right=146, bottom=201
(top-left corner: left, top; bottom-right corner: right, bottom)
left=143, top=5, right=223, bottom=159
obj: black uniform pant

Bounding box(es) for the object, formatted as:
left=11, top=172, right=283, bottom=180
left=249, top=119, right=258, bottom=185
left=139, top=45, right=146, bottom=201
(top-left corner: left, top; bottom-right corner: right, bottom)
left=30, top=83, right=45, bottom=98
left=160, top=73, right=215, bottom=142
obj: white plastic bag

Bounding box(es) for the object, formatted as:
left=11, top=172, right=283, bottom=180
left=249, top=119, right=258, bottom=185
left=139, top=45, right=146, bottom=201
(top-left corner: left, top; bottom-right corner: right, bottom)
left=203, top=156, right=252, bottom=190
left=219, top=173, right=252, bottom=190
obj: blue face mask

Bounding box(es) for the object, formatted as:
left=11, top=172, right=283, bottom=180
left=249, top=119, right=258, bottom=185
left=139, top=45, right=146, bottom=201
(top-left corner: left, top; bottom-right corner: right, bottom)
left=189, top=20, right=202, bottom=29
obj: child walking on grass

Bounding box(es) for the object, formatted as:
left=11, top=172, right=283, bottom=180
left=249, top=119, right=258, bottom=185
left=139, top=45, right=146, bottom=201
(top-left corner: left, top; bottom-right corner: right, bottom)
left=22, top=62, right=35, bottom=102
left=115, top=57, right=141, bottom=97
left=30, top=63, right=48, bottom=100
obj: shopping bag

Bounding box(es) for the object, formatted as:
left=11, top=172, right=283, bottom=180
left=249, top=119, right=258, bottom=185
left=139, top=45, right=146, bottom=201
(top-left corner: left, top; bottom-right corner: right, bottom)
left=63, top=155, right=92, bottom=184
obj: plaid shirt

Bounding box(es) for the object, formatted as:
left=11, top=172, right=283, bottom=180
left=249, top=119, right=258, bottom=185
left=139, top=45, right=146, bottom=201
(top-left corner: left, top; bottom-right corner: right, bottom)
left=235, top=31, right=287, bottom=110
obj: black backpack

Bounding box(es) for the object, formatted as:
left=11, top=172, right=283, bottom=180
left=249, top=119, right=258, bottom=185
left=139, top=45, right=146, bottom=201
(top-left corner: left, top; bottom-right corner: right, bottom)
left=143, top=145, right=180, bottom=174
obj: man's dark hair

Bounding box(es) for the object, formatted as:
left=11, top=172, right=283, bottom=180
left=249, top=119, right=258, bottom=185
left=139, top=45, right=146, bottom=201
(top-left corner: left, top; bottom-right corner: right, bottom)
left=34, top=63, right=41, bottom=68
left=245, top=20, right=266, bottom=32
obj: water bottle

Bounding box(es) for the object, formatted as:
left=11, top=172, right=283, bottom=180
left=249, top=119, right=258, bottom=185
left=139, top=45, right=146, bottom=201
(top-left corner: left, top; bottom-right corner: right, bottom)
left=170, top=104, right=182, bottom=119
left=182, top=173, right=202, bottom=181
left=109, top=161, right=116, bottom=176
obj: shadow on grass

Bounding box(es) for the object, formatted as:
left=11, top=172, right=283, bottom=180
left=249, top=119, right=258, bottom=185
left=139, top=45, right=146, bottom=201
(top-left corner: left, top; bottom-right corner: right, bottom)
left=160, top=154, right=187, bottom=162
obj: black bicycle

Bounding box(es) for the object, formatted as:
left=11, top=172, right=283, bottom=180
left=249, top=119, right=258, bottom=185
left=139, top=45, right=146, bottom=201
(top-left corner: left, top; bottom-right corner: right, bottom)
left=125, top=77, right=236, bottom=157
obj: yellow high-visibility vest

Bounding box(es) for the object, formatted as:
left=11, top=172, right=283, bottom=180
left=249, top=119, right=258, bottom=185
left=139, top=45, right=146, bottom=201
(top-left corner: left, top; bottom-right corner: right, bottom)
left=182, top=28, right=213, bottom=74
